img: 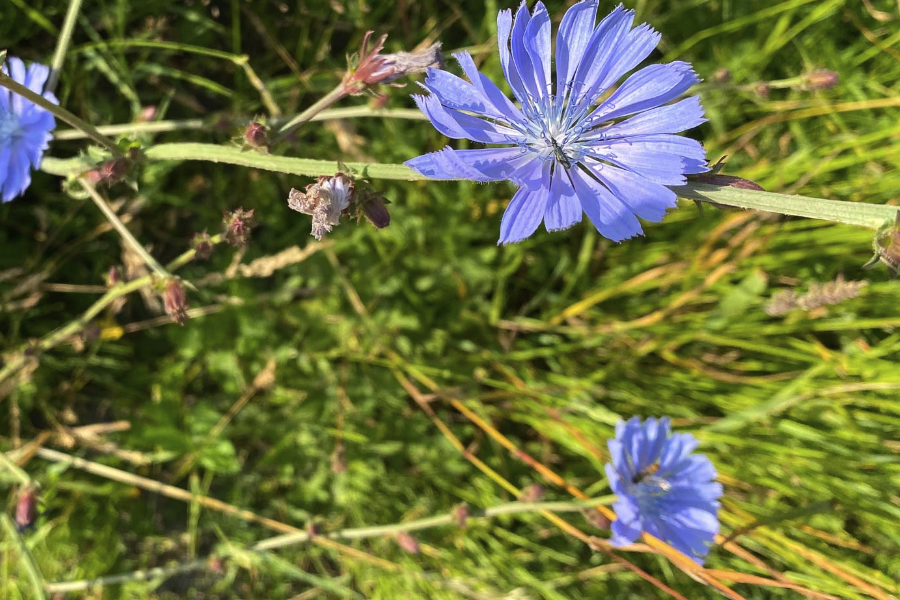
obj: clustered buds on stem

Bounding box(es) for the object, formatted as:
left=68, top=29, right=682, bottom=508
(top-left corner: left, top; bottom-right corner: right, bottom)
left=288, top=172, right=391, bottom=240
left=342, top=31, right=443, bottom=95
left=223, top=208, right=255, bottom=248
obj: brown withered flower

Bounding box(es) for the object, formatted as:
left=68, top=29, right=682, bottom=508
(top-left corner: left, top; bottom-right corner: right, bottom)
left=343, top=31, right=443, bottom=94
left=223, top=208, right=255, bottom=248
left=163, top=279, right=189, bottom=325
left=288, top=174, right=354, bottom=240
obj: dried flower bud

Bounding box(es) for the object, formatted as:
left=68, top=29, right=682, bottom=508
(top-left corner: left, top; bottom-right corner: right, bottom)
left=163, top=279, right=189, bottom=325
left=137, top=105, right=158, bottom=122
left=581, top=508, right=611, bottom=531
left=396, top=531, right=420, bottom=554
left=864, top=213, right=900, bottom=276
left=453, top=503, right=469, bottom=528
left=357, top=188, right=391, bottom=229
left=15, top=487, right=38, bottom=532
left=344, top=31, right=443, bottom=94
left=98, top=157, right=129, bottom=185
left=191, top=230, right=214, bottom=260
left=106, top=266, right=122, bottom=287
left=519, top=484, right=544, bottom=503
left=691, top=173, right=765, bottom=192
left=754, top=82, right=771, bottom=98
left=243, top=122, right=269, bottom=152
left=804, top=69, right=839, bottom=90
left=711, top=68, right=731, bottom=84
left=207, top=556, right=224, bottom=575
left=330, top=442, right=347, bottom=474
left=288, top=174, right=353, bottom=240
left=223, top=208, right=255, bottom=248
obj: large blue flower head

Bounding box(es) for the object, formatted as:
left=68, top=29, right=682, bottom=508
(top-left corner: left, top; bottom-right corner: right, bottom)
left=605, top=417, right=722, bottom=564
left=0, top=57, right=57, bottom=203
left=405, top=1, right=708, bottom=244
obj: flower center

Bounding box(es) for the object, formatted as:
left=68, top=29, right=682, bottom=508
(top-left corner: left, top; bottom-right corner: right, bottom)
left=0, top=108, right=21, bottom=144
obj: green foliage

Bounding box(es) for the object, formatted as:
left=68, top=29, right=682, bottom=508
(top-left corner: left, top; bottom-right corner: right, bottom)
left=2, top=0, right=900, bottom=598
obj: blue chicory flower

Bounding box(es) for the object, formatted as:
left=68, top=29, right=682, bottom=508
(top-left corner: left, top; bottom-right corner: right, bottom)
left=405, top=1, right=708, bottom=244
left=605, top=416, right=722, bottom=564
left=0, top=56, right=57, bottom=202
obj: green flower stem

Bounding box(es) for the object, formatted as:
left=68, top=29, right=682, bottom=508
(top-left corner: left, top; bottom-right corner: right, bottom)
left=46, top=0, right=84, bottom=93
left=41, top=496, right=613, bottom=594
left=0, top=73, right=122, bottom=156
left=1, top=515, right=47, bottom=600
left=52, top=108, right=426, bottom=140
left=673, top=182, right=898, bottom=230
left=41, top=144, right=898, bottom=229
left=80, top=178, right=171, bottom=279
left=274, top=84, right=349, bottom=142
left=0, top=235, right=223, bottom=388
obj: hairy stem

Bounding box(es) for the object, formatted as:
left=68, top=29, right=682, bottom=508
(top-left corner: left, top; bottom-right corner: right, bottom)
left=274, top=84, right=349, bottom=142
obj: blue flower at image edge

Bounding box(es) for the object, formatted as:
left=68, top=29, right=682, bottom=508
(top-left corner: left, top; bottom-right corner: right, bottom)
left=605, top=417, right=722, bottom=564
left=0, top=57, right=57, bottom=202
left=405, top=0, right=708, bottom=244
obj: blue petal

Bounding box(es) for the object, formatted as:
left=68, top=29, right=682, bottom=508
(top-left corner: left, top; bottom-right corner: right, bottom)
left=555, top=0, right=598, bottom=99
left=454, top=51, right=526, bottom=124
left=498, top=162, right=551, bottom=244
left=412, top=94, right=522, bottom=144
left=570, top=165, right=643, bottom=242
left=509, top=2, right=542, bottom=102
left=6, top=57, right=29, bottom=115
left=610, top=504, right=643, bottom=546
left=422, top=68, right=508, bottom=120
left=2, top=147, right=28, bottom=202
left=586, top=22, right=661, bottom=103
left=602, top=96, right=707, bottom=137
left=523, top=2, right=552, bottom=99
left=497, top=9, right=530, bottom=106
left=582, top=160, right=677, bottom=221
left=543, top=168, right=582, bottom=232
left=22, top=129, right=51, bottom=168
left=406, top=146, right=531, bottom=182
left=0, top=145, right=11, bottom=202
left=585, top=134, right=708, bottom=185
left=24, top=62, right=51, bottom=95
left=588, top=62, right=700, bottom=123
left=567, top=5, right=634, bottom=112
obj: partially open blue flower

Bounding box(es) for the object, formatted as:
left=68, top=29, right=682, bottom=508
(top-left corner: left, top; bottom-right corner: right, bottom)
left=605, top=417, right=722, bottom=564
left=406, top=1, right=708, bottom=244
left=0, top=57, right=57, bottom=202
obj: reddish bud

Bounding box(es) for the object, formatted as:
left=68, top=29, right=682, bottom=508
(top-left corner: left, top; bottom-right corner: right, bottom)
left=98, top=157, right=129, bottom=185
left=15, top=487, right=38, bottom=532
left=163, top=279, right=189, bottom=325
left=106, top=266, right=122, bottom=287
left=137, top=105, right=158, bottom=122
left=344, top=32, right=443, bottom=94
left=222, top=208, right=255, bottom=248
left=396, top=531, right=420, bottom=554
left=191, top=230, right=214, bottom=260
left=453, top=503, right=469, bottom=528
left=519, top=484, right=544, bottom=503
left=754, top=82, right=771, bottom=98
left=581, top=508, right=611, bottom=530
left=243, top=122, right=269, bottom=152
left=804, top=69, right=839, bottom=90
left=711, top=68, right=731, bottom=84
left=358, top=189, right=391, bottom=230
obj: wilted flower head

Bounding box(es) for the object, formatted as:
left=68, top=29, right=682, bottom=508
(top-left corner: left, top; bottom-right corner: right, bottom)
left=163, top=279, right=188, bottom=325
left=605, top=417, right=722, bottom=564
left=222, top=208, right=255, bottom=247
left=288, top=173, right=353, bottom=240
left=243, top=121, right=269, bottom=152
left=0, top=57, right=58, bottom=202
left=344, top=31, right=444, bottom=94
left=406, top=1, right=708, bottom=244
